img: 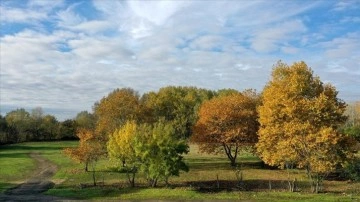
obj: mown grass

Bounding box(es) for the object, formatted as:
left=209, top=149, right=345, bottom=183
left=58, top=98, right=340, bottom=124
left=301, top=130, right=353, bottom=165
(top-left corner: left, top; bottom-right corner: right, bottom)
left=1, top=141, right=359, bottom=201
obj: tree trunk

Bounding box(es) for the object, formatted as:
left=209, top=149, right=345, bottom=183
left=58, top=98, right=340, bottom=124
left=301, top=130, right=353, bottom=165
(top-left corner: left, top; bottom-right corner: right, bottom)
left=91, top=162, right=96, bottom=186
left=223, top=143, right=238, bottom=167
left=126, top=167, right=136, bottom=187
left=148, top=178, right=158, bottom=187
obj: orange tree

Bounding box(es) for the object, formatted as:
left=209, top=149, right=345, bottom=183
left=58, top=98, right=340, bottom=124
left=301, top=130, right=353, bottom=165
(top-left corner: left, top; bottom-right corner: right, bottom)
left=64, top=129, right=104, bottom=186
left=192, top=90, right=259, bottom=167
left=256, top=61, right=354, bottom=193
left=93, top=88, right=141, bottom=144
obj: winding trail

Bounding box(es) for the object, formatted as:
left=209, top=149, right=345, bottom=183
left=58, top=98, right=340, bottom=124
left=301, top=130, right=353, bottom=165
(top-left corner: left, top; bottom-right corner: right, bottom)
left=0, top=152, right=72, bottom=202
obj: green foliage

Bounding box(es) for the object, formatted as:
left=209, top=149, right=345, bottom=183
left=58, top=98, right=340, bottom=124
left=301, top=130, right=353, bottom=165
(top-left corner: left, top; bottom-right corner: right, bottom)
left=342, top=158, right=360, bottom=181
left=134, top=121, right=189, bottom=187
left=142, top=86, right=214, bottom=139
left=58, top=119, right=77, bottom=140
left=75, top=111, right=96, bottom=131
left=5, top=108, right=32, bottom=142
left=2, top=141, right=360, bottom=201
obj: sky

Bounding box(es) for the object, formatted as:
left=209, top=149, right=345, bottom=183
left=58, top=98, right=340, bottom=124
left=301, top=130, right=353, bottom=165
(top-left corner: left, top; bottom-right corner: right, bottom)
left=1, top=0, right=360, bottom=121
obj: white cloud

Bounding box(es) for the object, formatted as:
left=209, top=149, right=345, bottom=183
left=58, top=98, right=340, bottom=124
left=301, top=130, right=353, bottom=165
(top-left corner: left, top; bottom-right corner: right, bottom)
left=1, top=0, right=359, bottom=119
left=321, top=32, right=360, bottom=59
left=251, top=20, right=307, bottom=52
left=128, top=1, right=187, bottom=26
left=56, top=3, right=85, bottom=28
left=0, top=6, right=48, bottom=23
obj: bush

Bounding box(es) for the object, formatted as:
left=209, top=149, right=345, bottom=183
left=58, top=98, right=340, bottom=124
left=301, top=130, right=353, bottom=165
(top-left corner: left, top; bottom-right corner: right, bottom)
left=342, top=158, right=360, bottom=181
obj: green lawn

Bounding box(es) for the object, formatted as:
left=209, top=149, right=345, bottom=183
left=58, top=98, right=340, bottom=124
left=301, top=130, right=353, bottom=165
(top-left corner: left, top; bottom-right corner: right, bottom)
left=1, top=141, right=359, bottom=201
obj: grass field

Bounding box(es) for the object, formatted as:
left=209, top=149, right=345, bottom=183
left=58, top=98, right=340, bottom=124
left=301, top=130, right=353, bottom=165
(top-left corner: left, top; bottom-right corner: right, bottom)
left=1, top=141, right=359, bottom=201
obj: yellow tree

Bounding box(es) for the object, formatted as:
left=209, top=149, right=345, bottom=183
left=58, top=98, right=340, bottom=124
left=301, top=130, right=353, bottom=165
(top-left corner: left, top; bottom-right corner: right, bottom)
left=63, top=129, right=103, bottom=186
left=107, top=121, right=138, bottom=187
left=192, top=90, right=259, bottom=166
left=256, top=61, right=353, bottom=193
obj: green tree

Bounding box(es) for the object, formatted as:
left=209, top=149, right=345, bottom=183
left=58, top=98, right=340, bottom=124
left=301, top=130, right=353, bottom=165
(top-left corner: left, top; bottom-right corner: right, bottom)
left=0, top=115, right=9, bottom=144
left=342, top=101, right=360, bottom=142
left=5, top=109, right=32, bottom=142
left=40, top=115, right=59, bottom=140
left=75, top=111, right=96, bottom=131
left=256, top=61, right=353, bottom=193
left=135, top=121, right=189, bottom=187
left=58, top=119, right=77, bottom=140
left=142, top=86, right=214, bottom=139
left=30, top=107, right=45, bottom=140
left=192, top=90, right=259, bottom=167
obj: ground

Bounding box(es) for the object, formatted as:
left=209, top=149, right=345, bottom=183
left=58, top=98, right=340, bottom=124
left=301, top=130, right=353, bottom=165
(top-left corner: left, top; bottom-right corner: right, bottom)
left=0, top=142, right=359, bottom=201
left=0, top=152, right=71, bottom=201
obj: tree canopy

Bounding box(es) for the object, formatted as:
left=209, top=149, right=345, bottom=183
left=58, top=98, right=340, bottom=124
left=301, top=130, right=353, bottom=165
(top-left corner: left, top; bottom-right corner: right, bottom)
left=142, top=86, right=214, bottom=139
left=94, top=88, right=141, bottom=141
left=192, top=90, right=259, bottom=166
left=256, top=61, right=353, bottom=193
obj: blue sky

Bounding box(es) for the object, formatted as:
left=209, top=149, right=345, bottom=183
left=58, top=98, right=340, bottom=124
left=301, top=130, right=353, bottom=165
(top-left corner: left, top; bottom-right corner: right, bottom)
left=1, top=0, right=360, bottom=120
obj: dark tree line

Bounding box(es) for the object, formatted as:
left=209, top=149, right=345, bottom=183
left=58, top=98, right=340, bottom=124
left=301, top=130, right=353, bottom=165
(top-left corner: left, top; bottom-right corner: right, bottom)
left=0, top=108, right=95, bottom=145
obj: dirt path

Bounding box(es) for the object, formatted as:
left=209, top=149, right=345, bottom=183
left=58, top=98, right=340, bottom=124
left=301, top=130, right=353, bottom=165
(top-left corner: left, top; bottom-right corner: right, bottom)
left=0, top=152, right=72, bottom=202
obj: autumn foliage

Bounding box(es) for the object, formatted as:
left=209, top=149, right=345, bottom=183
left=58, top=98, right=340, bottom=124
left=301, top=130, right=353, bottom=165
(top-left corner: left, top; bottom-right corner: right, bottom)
left=94, top=88, right=141, bottom=139
left=63, top=128, right=103, bottom=185
left=256, top=61, right=354, bottom=193
left=192, top=90, right=259, bottom=166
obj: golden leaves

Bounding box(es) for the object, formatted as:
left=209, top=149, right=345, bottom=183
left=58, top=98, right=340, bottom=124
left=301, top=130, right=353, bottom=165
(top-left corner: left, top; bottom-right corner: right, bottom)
left=257, top=61, right=351, bottom=174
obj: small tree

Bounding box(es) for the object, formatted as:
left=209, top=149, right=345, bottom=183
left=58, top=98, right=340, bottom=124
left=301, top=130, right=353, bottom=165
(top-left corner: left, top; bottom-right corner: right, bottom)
left=107, top=121, right=139, bottom=187
left=192, top=90, right=259, bottom=167
left=64, top=129, right=103, bottom=186
left=135, top=121, right=189, bottom=187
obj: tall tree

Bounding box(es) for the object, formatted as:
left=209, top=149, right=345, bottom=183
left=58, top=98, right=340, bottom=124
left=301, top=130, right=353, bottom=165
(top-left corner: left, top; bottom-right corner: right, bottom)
left=58, top=119, right=77, bottom=140
left=40, top=115, right=59, bottom=140
left=192, top=90, right=259, bottom=166
left=5, top=109, right=32, bottom=142
left=0, top=115, right=9, bottom=144
left=342, top=101, right=360, bottom=142
left=94, top=88, right=141, bottom=141
left=256, top=61, right=353, bottom=193
left=142, top=86, right=214, bottom=139
left=30, top=107, right=46, bottom=140
left=75, top=111, right=96, bottom=130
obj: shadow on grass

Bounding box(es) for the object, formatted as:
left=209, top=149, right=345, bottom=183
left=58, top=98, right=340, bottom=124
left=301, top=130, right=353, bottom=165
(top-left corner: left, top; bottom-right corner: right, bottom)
left=185, top=179, right=309, bottom=193
left=47, top=184, right=142, bottom=200
left=0, top=152, right=34, bottom=158
left=187, top=158, right=264, bottom=170
left=0, top=145, right=68, bottom=152
left=0, top=182, right=17, bottom=194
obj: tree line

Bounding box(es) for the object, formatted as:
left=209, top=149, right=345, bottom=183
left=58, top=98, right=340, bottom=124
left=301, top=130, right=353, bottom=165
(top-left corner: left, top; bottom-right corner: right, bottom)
left=1, top=61, right=359, bottom=192
left=0, top=108, right=95, bottom=144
